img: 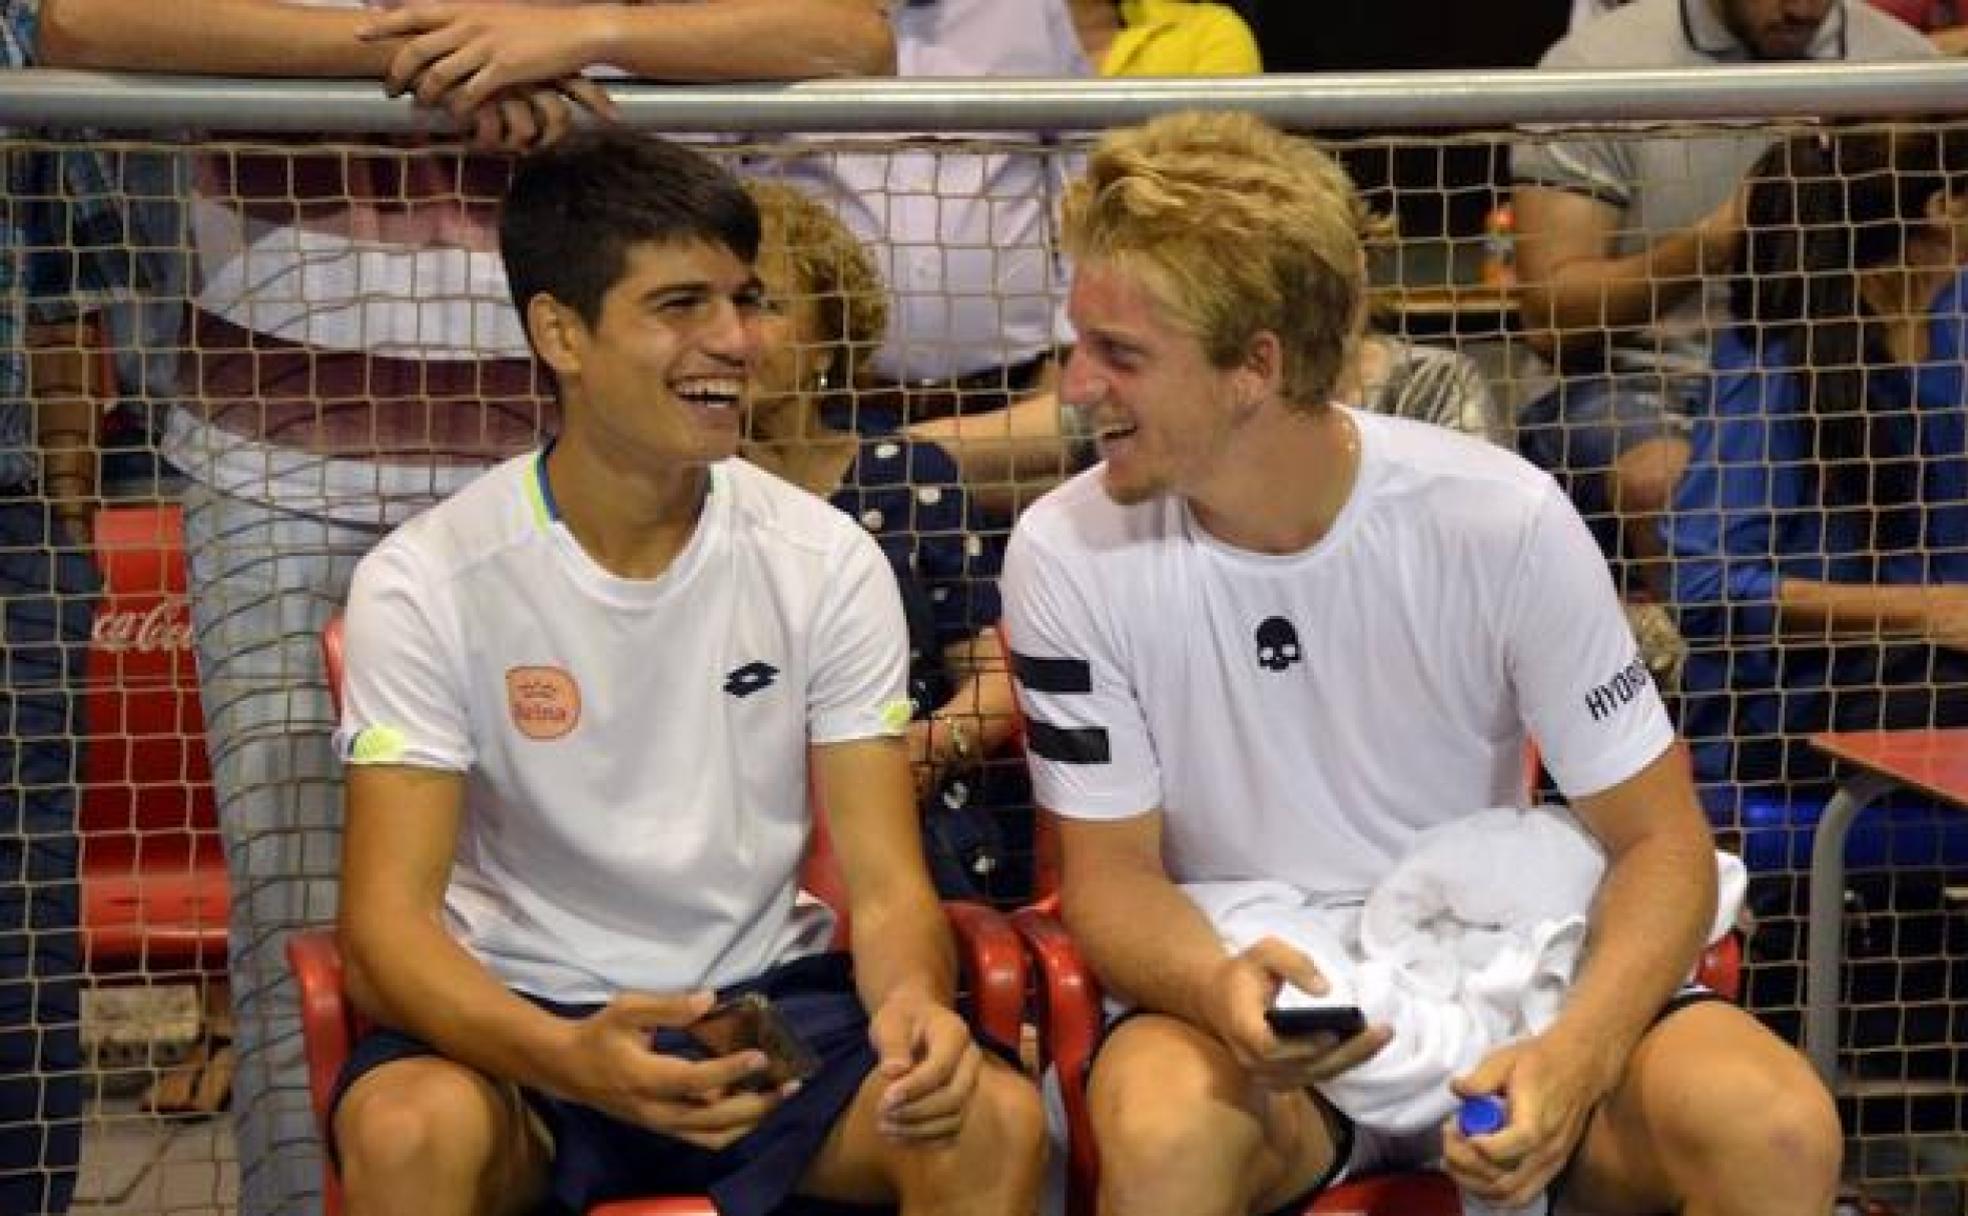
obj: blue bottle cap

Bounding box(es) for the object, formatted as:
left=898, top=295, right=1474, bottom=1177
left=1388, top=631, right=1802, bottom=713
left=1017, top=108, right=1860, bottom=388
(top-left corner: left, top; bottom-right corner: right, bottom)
left=1458, top=1094, right=1509, bottom=1137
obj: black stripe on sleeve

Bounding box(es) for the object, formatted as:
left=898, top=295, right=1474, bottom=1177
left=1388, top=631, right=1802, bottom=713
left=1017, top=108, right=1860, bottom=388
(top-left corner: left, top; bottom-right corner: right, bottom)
left=1011, top=651, right=1093, bottom=695
left=1026, top=718, right=1111, bottom=765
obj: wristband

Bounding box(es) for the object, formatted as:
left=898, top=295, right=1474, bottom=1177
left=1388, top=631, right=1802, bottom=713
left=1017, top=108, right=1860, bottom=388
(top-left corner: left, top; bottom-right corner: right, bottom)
left=934, top=714, right=976, bottom=765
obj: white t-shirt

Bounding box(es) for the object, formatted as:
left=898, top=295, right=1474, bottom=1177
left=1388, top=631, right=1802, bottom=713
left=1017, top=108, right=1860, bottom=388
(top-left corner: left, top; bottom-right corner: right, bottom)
left=1002, top=408, right=1674, bottom=898
left=335, top=454, right=912, bottom=1002
left=755, top=0, right=1089, bottom=381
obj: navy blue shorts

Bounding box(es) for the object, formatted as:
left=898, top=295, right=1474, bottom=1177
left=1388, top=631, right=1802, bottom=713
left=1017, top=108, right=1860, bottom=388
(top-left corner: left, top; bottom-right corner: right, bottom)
left=329, top=952, right=880, bottom=1216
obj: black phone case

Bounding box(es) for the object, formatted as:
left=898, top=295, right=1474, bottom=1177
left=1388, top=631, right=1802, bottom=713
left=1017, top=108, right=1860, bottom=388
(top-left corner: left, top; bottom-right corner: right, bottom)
left=686, top=993, right=823, bottom=1091
left=1264, top=1004, right=1366, bottom=1039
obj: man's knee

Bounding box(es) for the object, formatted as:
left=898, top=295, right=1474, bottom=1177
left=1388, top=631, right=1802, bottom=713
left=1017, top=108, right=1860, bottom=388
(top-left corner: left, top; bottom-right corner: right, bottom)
left=334, top=1059, right=516, bottom=1199
left=1602, top=1005, right=1843, bottom=1207
left=1670, top=1033, right=1841, bottom=1183
left=954, top=1060, right=1048, bottom=1177
left=1089, top=1025, right=1265, bottom=1191
left=892, top=1059, right=1047, bottom=1209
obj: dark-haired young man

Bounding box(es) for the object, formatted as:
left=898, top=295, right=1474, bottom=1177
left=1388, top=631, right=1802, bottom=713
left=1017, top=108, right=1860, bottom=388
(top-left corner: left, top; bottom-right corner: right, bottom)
left=330, top=131, right=1042, bottom=1216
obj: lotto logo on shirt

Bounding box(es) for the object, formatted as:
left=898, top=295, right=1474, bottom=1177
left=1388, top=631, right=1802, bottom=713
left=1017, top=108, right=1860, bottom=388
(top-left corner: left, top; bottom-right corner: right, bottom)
left=1583, top=653, right=1652, bottom=723
left=507, top=666, right=582, bottom=740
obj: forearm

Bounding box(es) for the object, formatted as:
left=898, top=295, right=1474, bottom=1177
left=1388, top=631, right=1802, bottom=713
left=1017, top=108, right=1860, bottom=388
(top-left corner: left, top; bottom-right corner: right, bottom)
left=1522, top=226, right=1715, bottom=359
left=592, top=0, right=895, bottom=80
left=40, top=0, right=393, bottom=76
left=1777, top=576, right=1941, bottom=640
left=850, top=892, right=959, bottom=1013
left=910, top=392, right=1074, bottom=487
left=341, top=909, right=581, bottom=1096
left=28, top=317, right=101, bottom=526
left=1551, top=829, right=1715, bottom=1079
left=1062, top=862, right=1230, bottom=1027
left=933, top=634, right=1018, bottom=757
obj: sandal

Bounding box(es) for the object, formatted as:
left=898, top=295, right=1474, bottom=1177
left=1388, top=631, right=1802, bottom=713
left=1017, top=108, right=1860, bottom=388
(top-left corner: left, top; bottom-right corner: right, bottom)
left=142, top=1037, right=235, bottom=1117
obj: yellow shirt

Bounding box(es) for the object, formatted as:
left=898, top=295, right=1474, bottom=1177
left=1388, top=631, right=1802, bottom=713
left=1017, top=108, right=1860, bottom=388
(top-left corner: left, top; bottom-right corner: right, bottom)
left=1104, top=0, right=1263, bottom=76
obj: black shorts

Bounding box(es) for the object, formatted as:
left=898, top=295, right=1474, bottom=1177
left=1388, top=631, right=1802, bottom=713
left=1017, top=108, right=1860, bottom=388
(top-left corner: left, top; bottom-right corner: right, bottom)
left=329, top=952, right=878, bottom=1216
left=1099, top=985, right=1730, bottom=1215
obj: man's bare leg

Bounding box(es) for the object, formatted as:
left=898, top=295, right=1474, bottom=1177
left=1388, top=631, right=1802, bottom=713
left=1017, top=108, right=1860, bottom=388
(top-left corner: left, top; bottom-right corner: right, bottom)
left=1088, top=1013, right=1343, bottom=1216
left=797, top=1053, right=1048, bottom=1215
left=335, top=1056, right=550, bottom=1216
left=1561, top=1001, right=1841, bottom=1215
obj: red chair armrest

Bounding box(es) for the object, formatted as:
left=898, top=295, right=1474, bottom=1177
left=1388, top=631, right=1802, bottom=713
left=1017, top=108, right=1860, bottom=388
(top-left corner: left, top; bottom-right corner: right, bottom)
left=1695, top=931, right=1743, bottom=1002
left=1008, top=900, right=1103, bottom=1216
left=1006, top=900, right=1099, bottom=1076
left=941, top=900, right=1027, bottom=1049
left=285, top=929, right=353, bottom=1136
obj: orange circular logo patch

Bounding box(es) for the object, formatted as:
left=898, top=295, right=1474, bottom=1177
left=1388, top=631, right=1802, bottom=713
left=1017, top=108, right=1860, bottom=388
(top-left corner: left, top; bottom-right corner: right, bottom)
left=506, top=666, right=581, bottom=741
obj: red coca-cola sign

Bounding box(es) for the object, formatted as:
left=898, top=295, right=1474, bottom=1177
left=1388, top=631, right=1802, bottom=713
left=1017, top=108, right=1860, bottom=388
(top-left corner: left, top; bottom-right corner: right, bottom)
left=91, top=595, right=194, bottom=656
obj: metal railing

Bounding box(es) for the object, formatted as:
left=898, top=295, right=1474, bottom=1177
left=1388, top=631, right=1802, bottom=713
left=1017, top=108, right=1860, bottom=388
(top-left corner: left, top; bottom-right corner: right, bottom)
left=3, top=60, right=1968, bottom=133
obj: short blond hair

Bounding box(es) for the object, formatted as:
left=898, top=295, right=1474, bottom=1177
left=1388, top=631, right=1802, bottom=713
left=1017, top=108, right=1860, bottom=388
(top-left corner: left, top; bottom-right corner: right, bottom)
left=1061, top=111, right=1367, bottom=409
left=745, top=180, right=889, bottom=387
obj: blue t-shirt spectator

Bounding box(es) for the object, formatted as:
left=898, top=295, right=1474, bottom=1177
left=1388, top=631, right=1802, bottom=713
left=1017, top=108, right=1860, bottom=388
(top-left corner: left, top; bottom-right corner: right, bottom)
left=1671, top=272, right=1968, bottom=790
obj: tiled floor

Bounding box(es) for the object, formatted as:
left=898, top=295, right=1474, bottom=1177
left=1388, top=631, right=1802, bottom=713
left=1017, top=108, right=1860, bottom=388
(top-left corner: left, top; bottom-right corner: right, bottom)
left=74, top=1098, right=236, bottom=1216
left=73, top=985, right=236, bottom=1216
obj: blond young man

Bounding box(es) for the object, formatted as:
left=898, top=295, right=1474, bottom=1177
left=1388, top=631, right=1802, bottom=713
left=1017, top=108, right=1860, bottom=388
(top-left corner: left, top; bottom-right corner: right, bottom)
left=1002, top=111, right=1839, bottom=1215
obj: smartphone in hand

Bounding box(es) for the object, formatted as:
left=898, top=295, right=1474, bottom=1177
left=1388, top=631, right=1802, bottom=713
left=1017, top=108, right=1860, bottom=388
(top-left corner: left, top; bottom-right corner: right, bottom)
left=685, top=992, right=821, bottom=1091
left=1264, top=1004, right=1367, bottom=1041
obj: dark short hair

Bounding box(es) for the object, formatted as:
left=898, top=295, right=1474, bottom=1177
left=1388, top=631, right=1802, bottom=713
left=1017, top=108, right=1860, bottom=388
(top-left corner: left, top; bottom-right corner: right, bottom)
left=499, top=130, right=761, bottom=330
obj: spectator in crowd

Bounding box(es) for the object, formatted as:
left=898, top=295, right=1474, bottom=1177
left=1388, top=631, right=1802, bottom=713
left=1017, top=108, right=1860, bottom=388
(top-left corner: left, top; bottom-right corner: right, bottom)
left=1345, top=193, right=1505, bottom=442
left=0, top=210, right=96, bottom=1216
left=1512, top=0, right=1934, bottom=591
left=1669, top=125, right=1968, bottom=795
left=35, top=4, right=894, bottom=1215
left=1576, top=3, right=1949, bottom=50
left=1066, top=0, right=1262, bottom=76
left=742, top=182, right=1030, bottom=903
left=331, top=129, right=1043, bottom=1216
left=904, top=0, right=1263, bottom=519
left=1004, top=110, right=1836, bottom=1216
left=0, top=7, right=183, bottom=1209
left=0, top=5, right=173, bottom=1209
left=1347, top=334, right=1504, bottom=441
left=756, top=0, right=1087, bottom=520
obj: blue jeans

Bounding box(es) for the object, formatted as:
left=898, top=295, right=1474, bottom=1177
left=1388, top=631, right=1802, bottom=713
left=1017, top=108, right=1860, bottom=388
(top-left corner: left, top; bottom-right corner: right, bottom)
left=0, top=495, right=98, bottom=1216
left=1516, top=372, right=1701, bottom=560
left=180, top=483, right=386, bottom=1216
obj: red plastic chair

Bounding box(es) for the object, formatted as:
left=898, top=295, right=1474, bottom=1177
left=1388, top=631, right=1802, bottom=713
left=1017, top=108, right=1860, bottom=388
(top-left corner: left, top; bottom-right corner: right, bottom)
left=295, top=615, right=1029, bottom=1216
left=80, top=502, right=228, bottom=976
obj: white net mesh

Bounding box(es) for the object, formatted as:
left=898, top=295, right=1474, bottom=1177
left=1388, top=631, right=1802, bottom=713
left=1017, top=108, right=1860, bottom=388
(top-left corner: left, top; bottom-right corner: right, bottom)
left=2, top=113, right=1965, bottom=1213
